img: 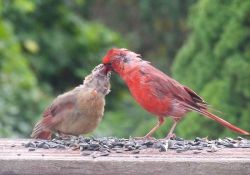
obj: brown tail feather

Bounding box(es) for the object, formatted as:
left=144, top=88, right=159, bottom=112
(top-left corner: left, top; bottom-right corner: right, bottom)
left=31, top=130, right=52, bottom=139
left=31, top=119, right=52, bottom=139
left=200, top=110, right=250, bottom=135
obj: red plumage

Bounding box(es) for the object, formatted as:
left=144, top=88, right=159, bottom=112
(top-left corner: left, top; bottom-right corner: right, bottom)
left=103, top=48, right=250, bottom=138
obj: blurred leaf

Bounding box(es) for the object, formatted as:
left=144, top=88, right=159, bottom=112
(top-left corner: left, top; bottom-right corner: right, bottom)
left=23, top=39, right=39, bottom=53
left=173, top=0, right=250, bottom=138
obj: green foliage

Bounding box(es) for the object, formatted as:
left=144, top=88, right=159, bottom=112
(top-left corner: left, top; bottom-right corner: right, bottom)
left=1, top=0, right=194, bottom=138
left=3, top=0, right=125, bottom=93
left=1, top=0, right=248, bottom=139
left=86, top=0, right=195, bottom=72
left=0, top=0, right=126, bottom=137
left=173, top=0, right=250, bottom=138
left=0, top=18, right=46, bottom=137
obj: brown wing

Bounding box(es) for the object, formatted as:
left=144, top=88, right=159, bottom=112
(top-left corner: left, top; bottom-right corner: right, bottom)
left=42, top=86, right=81, bottom=118
left=32, top=87, right=80, bottom=138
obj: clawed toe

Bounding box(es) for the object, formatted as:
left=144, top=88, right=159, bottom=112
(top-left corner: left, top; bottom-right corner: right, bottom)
left=165, top=133, right=176, bottom=140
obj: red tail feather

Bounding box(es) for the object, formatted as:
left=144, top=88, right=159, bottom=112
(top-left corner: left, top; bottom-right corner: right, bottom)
left=200, top=110, right=250, bottom=135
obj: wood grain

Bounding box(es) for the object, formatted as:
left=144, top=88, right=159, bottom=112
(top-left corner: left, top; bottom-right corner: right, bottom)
left=0, top=139, right=250, bottom=175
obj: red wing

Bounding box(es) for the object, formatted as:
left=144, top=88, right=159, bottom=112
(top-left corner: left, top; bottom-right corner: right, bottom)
left=183, top=86, right=207, bottom=109
left=141, top=64, right=206, bottom=109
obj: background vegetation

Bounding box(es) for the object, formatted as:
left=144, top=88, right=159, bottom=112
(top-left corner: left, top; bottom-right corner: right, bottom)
left=0, top=0, right=249, bottom=139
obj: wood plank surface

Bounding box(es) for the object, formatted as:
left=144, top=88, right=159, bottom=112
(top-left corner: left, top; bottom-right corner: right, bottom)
left=0, top=139, right=250, bottom=175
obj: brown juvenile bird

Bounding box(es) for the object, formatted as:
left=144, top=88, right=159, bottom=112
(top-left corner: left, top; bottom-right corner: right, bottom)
left=31, top=64, right=111, bottom=139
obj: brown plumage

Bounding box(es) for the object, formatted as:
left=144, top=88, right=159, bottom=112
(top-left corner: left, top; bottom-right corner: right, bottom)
left=31, top=64, right=111, bottom=139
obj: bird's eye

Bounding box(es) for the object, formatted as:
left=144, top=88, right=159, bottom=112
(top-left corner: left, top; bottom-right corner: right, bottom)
left=119, top=53, right=128, bottom=63
left=123, top=57, right=128, bottom=63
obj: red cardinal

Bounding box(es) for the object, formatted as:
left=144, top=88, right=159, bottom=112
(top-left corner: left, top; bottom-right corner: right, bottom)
left=102, top=48, right=250, bottom=138
left=31, top=64, right=111, bottom=139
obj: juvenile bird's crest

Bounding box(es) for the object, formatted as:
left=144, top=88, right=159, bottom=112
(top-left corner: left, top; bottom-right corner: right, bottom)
left=92, top=64, right=111, bottom=78
left=84, top=64, right=111, bottom=95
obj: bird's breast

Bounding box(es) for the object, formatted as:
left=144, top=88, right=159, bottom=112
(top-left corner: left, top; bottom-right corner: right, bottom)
left=123, top=70, right=172, bottom=117
left=55, top=89, right=105, bottom=135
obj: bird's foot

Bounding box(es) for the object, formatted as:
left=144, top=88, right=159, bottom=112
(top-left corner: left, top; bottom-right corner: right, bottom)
left=165, top=133, right=176, bottom=140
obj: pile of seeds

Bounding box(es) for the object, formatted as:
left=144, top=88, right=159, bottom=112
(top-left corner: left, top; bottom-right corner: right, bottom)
left=23, top=136, right=250, bottom=157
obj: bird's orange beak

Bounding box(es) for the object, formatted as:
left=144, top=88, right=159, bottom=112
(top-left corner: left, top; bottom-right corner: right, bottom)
left=102, top=54, right=113, bottom=72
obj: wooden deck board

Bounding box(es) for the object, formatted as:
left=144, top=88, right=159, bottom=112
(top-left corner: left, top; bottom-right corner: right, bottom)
left=0, top=139, right=250, bottom=175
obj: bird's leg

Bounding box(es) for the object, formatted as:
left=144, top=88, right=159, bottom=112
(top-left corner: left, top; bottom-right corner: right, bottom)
left=143, top=117, right=164, bottom=139
left=165, top=121, right=178, bottom=139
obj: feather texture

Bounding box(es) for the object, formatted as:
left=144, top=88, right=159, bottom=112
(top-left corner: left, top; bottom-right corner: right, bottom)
left=31, top=64, right=111, bottom=139
left=103, top=48, right=250, bottom=137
